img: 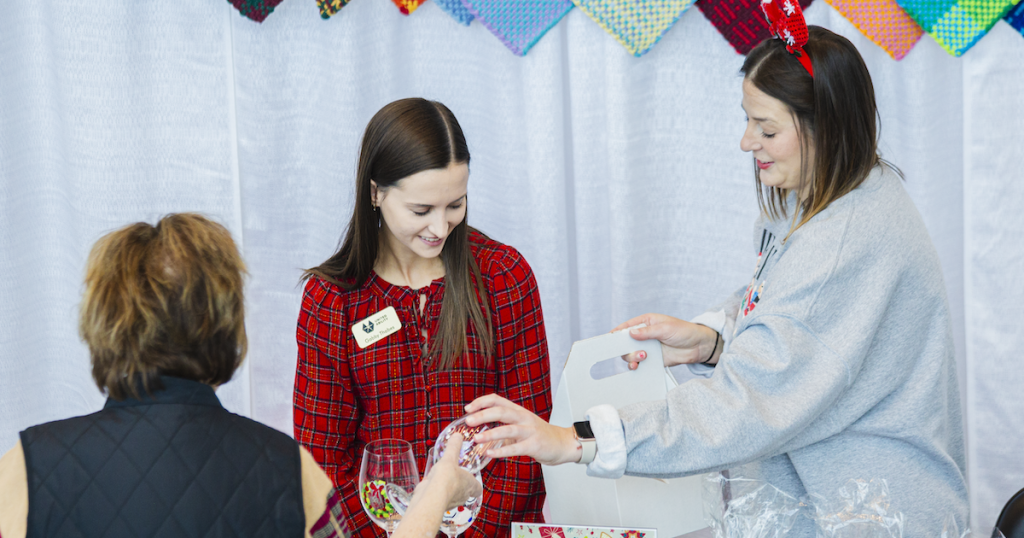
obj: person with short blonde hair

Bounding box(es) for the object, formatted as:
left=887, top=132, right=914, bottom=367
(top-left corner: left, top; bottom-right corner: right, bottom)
left=0, top=213, right=351, bottom=538
left=80, top=212, right=247, bottom=399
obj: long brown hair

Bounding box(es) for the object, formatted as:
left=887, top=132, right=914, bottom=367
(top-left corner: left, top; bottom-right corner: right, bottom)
left=304, top=98, right=493, bottom=370
left=742, top=26, right=898, bottom=239
left=80, top=213, right=247, bottom=400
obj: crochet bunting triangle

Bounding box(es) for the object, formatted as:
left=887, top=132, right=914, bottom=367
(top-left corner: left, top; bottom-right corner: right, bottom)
left=697, top=0, right=813, bottom=54
left=573, top=0, right=697, bottom=56
left=228, top=0, right=286, bottom=22
left=462, top=0, right=575, bottom=55
left=317, top=0, right=351, bottom=19
left=894, top=0, right=1016, bottom=55
left=823, top=0, right=924, bottom=59
left=1005, top=0, right=1024, bottom=35
left=434, top=0, right=475, bottom=24
left=392, top=0, right=427, bottom=15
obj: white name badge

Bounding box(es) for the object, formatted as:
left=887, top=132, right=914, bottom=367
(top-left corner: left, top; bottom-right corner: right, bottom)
left=352, top=306, right=402, bottom=349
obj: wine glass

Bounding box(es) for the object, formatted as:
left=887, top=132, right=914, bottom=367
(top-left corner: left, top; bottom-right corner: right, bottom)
left=430, top=414, right=505, bottom=474
left=423, top=447, right=484, bottom=537
left=358, top=439, right=419, bottom=537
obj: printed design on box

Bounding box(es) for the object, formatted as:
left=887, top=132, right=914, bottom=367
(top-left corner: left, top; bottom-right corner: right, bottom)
left=741, top=229, right=777, bottom=322
left=513, top=524, right=651, bottom=538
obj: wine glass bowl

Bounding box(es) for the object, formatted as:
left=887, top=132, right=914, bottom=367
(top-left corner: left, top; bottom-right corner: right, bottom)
left=423, top=447, right=484, bottom=538
left=430, top=414, right=505, bottom=474
left=358, top=439, right=419, bottom=537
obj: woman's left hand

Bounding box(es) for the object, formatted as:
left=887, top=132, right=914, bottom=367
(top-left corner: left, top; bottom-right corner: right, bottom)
left=424, top=433, right=483, bottom=510
left=464, top=394, right=580, bottom=466
left=613, top=313, right=720, bottom=369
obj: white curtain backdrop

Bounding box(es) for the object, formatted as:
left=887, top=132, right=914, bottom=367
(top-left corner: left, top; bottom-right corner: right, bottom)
left=1, top=0, right=1021, bottom=530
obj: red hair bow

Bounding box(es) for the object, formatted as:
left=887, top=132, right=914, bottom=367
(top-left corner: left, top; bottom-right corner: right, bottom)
left=760, top=0, right=814, bottom=77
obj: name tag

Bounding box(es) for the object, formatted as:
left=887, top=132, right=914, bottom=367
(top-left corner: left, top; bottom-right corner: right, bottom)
left=352, top=306, right=402, bottom=349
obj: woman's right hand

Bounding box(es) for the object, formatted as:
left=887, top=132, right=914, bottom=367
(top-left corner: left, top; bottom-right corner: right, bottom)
left=464, top=394, right=581, bottom=466
left=613, top=313, right=720, bottom=369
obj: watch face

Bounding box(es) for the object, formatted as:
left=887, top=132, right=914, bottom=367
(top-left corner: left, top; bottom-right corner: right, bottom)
left=574, top=421, right=595, bottom=440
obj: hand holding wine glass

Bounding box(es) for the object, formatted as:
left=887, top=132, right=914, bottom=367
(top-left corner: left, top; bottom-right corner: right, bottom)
left=389, top=433, right=482, bottom=538
left=422, top=447, right=483, bottom=537
left=358, top=439, right=419, bottom=537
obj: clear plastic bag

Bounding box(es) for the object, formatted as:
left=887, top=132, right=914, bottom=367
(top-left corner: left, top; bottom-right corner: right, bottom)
left=937, top=513, right=1006, bottom=538
left=703, top=471, right=802, bottom=538
left=807, top=479, right=904, bottom=538
left=702, top=473, right=991, bottom=538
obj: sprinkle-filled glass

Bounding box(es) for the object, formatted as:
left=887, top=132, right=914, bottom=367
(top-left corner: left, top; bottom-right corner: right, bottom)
left=358, top=439, right=419, bottom=537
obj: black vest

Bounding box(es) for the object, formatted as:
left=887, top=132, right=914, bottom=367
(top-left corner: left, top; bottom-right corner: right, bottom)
left=20, top=377, right=305, bottom=538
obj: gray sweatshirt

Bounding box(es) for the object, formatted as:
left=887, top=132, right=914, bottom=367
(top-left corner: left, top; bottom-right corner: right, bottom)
left=586, top=166, right=968, bottom=537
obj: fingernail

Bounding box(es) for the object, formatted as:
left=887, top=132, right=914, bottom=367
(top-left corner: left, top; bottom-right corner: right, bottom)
left=638, top=351, right=647, bottom=359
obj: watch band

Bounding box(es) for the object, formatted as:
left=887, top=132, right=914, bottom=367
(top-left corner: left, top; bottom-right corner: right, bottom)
left=573, top=421, right=597, bottom=465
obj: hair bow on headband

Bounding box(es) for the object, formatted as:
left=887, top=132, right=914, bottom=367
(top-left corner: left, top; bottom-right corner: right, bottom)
left=760, top=0, right=814, bottom=77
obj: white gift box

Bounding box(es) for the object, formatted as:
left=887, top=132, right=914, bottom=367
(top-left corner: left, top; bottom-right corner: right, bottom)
left=543, top=329, right=706, bottom=537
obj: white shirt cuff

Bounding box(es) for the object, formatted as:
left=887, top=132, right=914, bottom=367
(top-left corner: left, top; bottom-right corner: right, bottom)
left=685, top=309, right=727, bottom=378
left=584, top=404, right=626, bottom=479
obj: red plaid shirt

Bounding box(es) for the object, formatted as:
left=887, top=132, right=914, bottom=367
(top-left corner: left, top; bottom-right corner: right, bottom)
left=294, top=232, right=552, bottom=538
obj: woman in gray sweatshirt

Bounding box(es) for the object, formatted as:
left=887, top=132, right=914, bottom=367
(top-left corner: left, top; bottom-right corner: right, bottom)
left=464, top=22, right=969, bottom=538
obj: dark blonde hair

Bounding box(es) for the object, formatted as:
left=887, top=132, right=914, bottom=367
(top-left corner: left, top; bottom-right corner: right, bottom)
left=742, top=26, right=897, bottom=239
left=304, top=98, right=493, bottom=370
left=80, top=213, right=247, bottom=400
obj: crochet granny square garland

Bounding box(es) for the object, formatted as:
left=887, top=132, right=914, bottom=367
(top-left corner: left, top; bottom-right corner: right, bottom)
left=823, top=0, right=924, bottom=59
left=462, top=0, right=575, bottom=55
left=697, top=0, right=813, bottom=54
left=895, top=0, right=1017, bottom=55
left=573, top=0, right=697, bottom=57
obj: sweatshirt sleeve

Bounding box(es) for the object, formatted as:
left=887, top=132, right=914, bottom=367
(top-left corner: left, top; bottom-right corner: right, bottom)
left=615, top=204, right=912, bottom=479
left=685, top=285, right=747, bottom=378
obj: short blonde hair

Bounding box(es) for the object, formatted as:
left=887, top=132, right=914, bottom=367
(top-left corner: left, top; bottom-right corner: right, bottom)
left=80, top=213, right=247, bottom=400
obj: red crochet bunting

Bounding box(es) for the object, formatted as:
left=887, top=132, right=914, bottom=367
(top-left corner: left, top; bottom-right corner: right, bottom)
left=697, top=0, right=813, bottom=54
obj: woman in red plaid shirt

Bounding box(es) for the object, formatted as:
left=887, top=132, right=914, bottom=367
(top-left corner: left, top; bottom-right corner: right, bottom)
left=294, top=98, right=552, bottom=538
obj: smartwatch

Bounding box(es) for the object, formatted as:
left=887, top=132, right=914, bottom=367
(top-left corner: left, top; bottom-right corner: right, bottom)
left=573, top=420, right=597, bottom=465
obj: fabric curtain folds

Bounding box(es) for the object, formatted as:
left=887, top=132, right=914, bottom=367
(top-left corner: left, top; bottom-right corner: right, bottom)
left=1, top=0, right=1023, bottom=533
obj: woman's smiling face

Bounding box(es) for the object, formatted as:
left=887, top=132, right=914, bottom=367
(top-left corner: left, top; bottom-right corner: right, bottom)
left=740, top=78, right=814, bottom=198
left=373, top=162, right=469, bottom=262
